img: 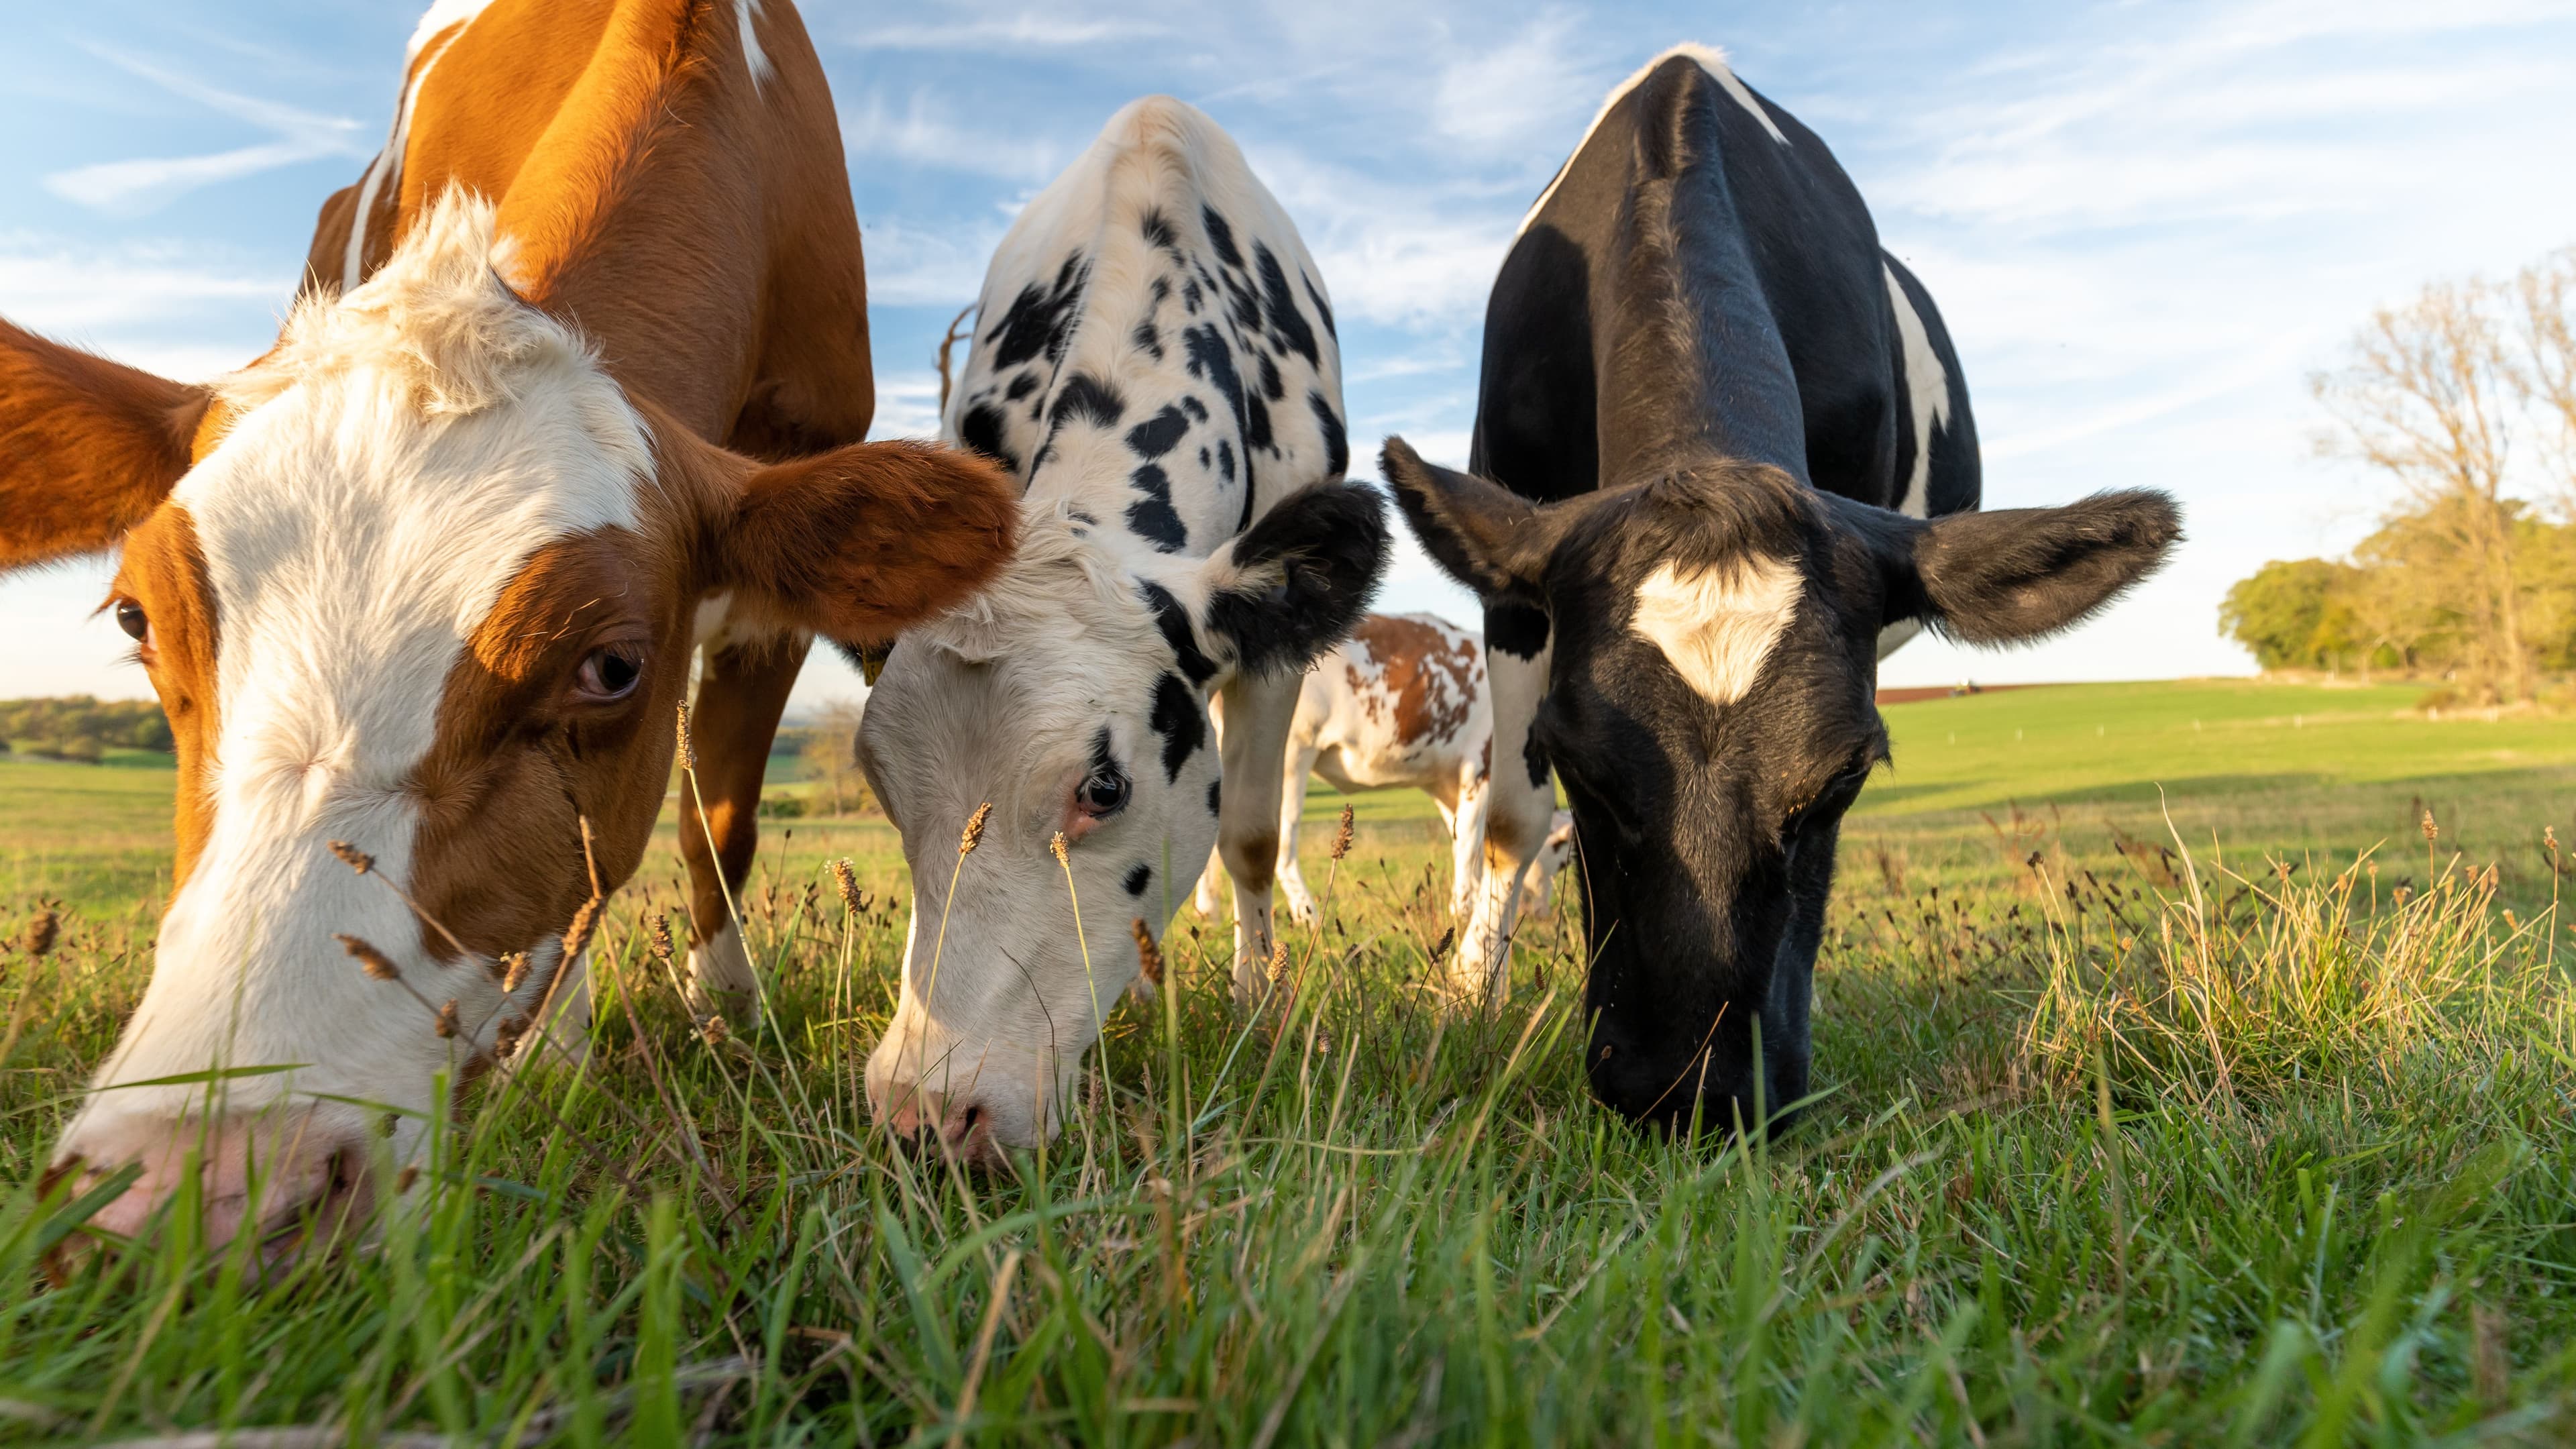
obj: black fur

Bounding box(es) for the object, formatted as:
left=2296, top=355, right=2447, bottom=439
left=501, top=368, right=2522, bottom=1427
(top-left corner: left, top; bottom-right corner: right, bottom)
left=1203, top=482, right=1389, bottom=680
left=1206, top=777, right=1222, bottom=815
left=1124, top=863, right=1153, bottom=897
left=1138, top=580, right=1218, bottom=686
left=1147, top=672, right=1203, bottom=783
left=1379, top=52, right=2178, bottom=1139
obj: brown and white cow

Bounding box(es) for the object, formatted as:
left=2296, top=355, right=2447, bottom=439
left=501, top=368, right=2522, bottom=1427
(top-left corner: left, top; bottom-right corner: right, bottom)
left=1, top=0, right=1014, bottom=1255
left=1191, top=612, right=1575, bottom=926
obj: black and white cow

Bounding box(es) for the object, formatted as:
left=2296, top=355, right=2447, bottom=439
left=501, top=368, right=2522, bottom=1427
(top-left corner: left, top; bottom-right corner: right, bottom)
left=858, top=96, right=1386, bottom=1157
left=1381, top=45, right=2179, bottom=1133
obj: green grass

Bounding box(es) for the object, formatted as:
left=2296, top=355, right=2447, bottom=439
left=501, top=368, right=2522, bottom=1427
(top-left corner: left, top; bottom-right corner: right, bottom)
left=3, top=679, right=2574, bottom=1444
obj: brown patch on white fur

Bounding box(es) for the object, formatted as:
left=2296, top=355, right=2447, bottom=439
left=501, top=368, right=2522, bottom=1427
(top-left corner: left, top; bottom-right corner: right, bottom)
left=1353, top=613, right=1480, bottom=749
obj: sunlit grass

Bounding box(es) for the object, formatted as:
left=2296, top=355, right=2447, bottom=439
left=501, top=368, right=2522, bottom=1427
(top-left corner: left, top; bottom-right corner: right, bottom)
left=2, top=682, right=2574, bottom=1442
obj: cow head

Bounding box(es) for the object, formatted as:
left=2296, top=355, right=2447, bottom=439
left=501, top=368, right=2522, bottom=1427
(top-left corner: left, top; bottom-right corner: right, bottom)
left=1381, top=437, right=2177, bottom=1134
left=859, top=484, right=1385, bottom=1159
left=4, top=195, right=1014, bottom=1257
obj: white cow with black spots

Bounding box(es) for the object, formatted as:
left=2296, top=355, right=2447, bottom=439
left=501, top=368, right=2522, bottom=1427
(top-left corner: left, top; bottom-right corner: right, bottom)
left=1192, top=612, right=1576, bottom=927
left=857, top=96, right=1387, bottom=1159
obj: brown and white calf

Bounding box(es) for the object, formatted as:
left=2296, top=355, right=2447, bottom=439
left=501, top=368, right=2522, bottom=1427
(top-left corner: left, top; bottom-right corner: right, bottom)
left=0, top=0, right=1014, bottom=1254
left=857, top=97, right=1387, bottom=1159
left=1192, top=612, right=1575, bottom=926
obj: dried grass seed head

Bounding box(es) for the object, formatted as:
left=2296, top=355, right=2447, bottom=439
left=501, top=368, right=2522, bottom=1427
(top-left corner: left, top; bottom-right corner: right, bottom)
left=960, top=801, right=993, bottom=857
left=433, top=999, right=461, bottom=1038
left=1331, top=804, right=1354, bottom=861
left=500, top=951, right=531, bottom=993
left=676, top=702, right=698, bottom=769
left=327, top=840, right=374, bottom=875
left=648, top=911, right=674, bottom=961
left=337, top=933, right=400, bottom=981
left=1051, top=831, right=1070, bottom=867
left=21, top=910, right=58, bottom=960
left=830, top=859, right=862, bottom=914
left=561, top=896, right=602, bottom=961
left=1130, top=916, right=1163, bottom=983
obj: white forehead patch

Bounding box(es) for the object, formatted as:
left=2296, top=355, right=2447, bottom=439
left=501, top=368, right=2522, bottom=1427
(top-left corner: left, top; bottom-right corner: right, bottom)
left=182, top=191, right=646, bottom=802
left=1631, top=555, right=1802, bottom=706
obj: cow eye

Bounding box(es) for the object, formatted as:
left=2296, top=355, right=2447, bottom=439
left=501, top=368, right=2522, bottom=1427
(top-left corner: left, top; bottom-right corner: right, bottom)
left=114, top=598, right=149, bottom=643
left=574, top=645, right=645, bottom=702
left=1078, top=764, right=1131, bottom=817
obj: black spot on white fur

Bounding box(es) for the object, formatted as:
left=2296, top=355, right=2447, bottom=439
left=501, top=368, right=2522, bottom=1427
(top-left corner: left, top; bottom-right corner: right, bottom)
left=1127, top=464, right=1186, bottom=551
left=1126, top=405, right=1190, bottom=460
left=986, top=255, right=1087, bottom=370
left=1308, top=390, right=1348, bottom=478
left=1148, top=672, right=1203, bottom=783
left=1124, top=863, right=1152, bottom=896
left=1138, top=580, right=1218, bottom=686
left=1207, top=776, right=1222, bottom=815
left=1053, top=372, right=1125, bottom=429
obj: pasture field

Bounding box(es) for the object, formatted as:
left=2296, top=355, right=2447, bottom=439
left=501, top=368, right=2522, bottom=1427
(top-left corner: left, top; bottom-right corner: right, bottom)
left=3, top=678, right=2575, bottom=1443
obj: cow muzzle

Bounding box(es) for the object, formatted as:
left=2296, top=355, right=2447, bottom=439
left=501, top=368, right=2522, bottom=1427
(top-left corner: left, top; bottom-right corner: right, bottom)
left=46, top=1102, right=388, bottom=1269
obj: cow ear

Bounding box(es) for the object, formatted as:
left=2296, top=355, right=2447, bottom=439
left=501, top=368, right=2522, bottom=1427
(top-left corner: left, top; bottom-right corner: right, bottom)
left=1885, top=490, right=2182, bottom=643
left=1195, top=480, right=1388, bottom=680
left=0, top=319, right=211, bottom=572
left=718, top=439, right=1018, bottom=646
left=1379, top=436, right=1558, bottom=600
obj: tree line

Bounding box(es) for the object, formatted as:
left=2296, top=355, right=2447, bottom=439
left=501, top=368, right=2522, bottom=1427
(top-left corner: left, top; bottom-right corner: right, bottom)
left=0, top=697, right=173, bottom=762
left=2223, top=248, right=2576, bottom=700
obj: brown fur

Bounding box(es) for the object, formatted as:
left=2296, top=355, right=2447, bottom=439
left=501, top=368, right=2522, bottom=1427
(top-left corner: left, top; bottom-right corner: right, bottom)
left=1, top=0, right=1011, bottom=1002
left=1353, top=614, right=1479, bottom=748
left=0, top=319, right=208, bottom=569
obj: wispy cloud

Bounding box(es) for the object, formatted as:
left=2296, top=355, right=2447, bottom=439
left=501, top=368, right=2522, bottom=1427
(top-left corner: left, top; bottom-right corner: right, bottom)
left=0, top=235, right=285, bottom=335
left=843, top=89, right=1069, bottom=182
left=44, top=42, right=370, bottom=213
left=851, top=14, right=1169, bottom=51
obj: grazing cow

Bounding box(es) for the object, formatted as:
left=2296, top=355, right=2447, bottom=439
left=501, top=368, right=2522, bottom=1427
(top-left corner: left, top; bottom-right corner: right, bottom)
left=3, top=0, right=1014, bottom=1254
left=859, top=97, right=1387, bottom=1160
left=1381, top=45, right=2179, bottom=1132
left=1189, top=613, right=1577, bottom=925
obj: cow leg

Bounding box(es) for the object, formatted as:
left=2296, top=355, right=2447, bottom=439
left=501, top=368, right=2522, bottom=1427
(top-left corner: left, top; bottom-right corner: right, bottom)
left=1273, top=743, right=1320, bottom=926
left=1193, top=845, right=1228, bottom=918
left=1216, top=668, right=1302, bottom=1008
left=1446, top=608, right=1552, bottom=1007
left=676, top=632, right=809, bottom=1025
left=1442, top=765, right=1489, bottom=927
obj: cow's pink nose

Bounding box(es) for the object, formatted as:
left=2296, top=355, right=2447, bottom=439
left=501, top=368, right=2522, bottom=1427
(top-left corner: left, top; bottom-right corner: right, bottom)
left=50, top=1110, right=378, bottom=1264
left=876, top=1087, right=1002, bottom=1166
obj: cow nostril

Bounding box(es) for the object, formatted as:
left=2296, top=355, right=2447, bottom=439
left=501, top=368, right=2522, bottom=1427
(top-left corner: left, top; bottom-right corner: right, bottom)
left=957, top=1104, right=984, bottom=1136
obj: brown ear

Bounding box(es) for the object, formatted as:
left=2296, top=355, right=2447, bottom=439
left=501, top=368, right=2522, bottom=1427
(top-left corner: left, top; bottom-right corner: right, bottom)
left=0, top=317, right=211, bottom=571
left=719, top=439, right=1018, bottom=644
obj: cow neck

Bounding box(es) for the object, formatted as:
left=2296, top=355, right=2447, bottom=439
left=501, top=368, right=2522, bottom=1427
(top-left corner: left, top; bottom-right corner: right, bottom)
left=384, top=0, right=775, bottom=443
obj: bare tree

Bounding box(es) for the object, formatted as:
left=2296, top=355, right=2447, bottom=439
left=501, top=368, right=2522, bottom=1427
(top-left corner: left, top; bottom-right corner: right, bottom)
left=2313, top=280, right=2530, bottom=702
left=2511, top=248, right=2576, bottom=500
left=800, top=697, right=874, bottom=817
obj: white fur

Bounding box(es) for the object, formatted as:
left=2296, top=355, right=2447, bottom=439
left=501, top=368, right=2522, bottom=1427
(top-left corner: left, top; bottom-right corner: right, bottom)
left=55, top=193, right=650, bottom=1188
left=1631, top=555, right=1803, bottom=707
left=1444, top=639, right=1553, bottom=1002
left=1519, top=43, right=1785, bottom=238
left=344, top=7, right=482, bottom=293
left=1883, top=264, right=1948, bottom=523
left=871, top=97, right=1346, bottom=1150
left=736, top=0, right=771, bottom=90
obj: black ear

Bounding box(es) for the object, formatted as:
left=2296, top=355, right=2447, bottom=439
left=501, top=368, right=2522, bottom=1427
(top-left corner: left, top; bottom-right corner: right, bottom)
left=1201, top=480, right=1389, bottom=678
left=1894, top=491, right=2182, bottom=644
left=1378, top=437, right=1556, bottom=600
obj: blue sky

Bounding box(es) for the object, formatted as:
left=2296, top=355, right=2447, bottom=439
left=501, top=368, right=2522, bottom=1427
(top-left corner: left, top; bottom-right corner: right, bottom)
left=5, top=0, right=2574, bottom=714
